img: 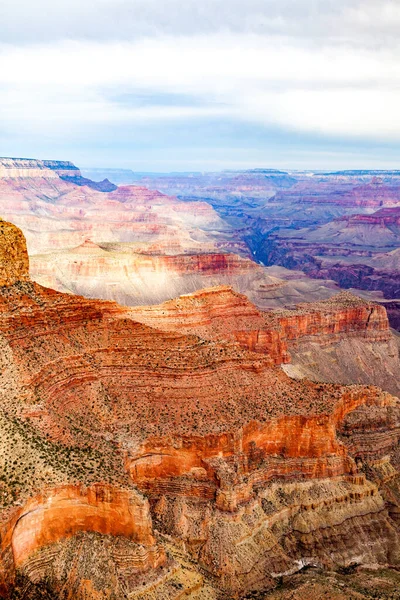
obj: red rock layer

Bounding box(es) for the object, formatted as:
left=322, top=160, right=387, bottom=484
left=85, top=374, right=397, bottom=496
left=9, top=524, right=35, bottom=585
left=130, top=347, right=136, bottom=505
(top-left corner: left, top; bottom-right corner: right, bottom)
left=126, top=386, right=394, bottom=511
left=338, top=207, right=400, bottom=226
left=32, top=250, right=257, bottom=282
left=129, top=287, right=390, bottom=366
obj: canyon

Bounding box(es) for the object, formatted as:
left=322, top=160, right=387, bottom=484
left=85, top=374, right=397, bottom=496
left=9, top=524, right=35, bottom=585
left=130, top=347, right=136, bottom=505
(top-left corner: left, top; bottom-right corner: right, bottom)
left=129, top=286, right=400, bottom=396
left=0, top=158, right=346, bottom=311
left=0, top=158, right=398, bottom=598
left=0, top=219, right=398, bottom=598
left=118, top=168, right=399, bottom=330
left=3, top=158, right=394, bottom=317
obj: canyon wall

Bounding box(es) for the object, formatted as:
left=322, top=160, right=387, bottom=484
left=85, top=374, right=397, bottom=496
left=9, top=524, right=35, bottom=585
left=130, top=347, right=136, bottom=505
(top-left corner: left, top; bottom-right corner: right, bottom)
left=0, top=220, right=398, bottom=598
left=130, top=286, right=400, bottom=396
left=127, top=169, right=399, bottom=330
left=0, top=484, right=164, bottom=594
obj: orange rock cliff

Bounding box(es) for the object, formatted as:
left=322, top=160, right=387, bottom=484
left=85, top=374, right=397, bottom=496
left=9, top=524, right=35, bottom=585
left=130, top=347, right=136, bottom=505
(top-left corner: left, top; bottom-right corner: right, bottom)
left=0, top=220, right=398, bottom=598
left=129, top=285, right=399, bottom=395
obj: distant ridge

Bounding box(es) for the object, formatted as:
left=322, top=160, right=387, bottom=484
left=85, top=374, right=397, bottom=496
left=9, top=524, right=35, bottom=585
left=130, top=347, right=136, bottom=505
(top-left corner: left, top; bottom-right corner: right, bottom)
left=0, top=156, right=116, bottom=191
left=323, top=170, right=400, bottom=176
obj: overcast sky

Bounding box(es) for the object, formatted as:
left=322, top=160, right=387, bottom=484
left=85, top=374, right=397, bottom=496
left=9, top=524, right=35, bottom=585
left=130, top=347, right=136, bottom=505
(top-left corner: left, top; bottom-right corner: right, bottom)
left=1, top=0, right=399, bottom=170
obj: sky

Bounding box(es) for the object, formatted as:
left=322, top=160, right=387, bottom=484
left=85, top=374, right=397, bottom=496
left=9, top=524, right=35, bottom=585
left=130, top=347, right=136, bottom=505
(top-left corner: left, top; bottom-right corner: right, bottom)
left=1, top=0, right=399, bottom=171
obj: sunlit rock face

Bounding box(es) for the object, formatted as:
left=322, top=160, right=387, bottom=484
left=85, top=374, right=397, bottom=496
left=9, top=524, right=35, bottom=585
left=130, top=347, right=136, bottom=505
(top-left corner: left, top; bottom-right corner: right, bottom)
left=30, top=247, right=263, bottom=305
left=29, top=242, right=345, bottom=310
left=0, top=220, right=30, bottom=286
left=0, top=484, right=165, bottom=595
left=0, top=158, right=60, bottom=180
left=0, top=219, right=398, bottom=598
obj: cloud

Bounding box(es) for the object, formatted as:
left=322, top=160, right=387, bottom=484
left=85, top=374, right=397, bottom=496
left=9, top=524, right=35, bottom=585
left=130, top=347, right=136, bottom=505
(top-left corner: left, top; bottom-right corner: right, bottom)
left=1, top=0, right=399, bottom=168
left=1, top=0, right=400, bottom=46
left=0, top=33, right=399, bottom=142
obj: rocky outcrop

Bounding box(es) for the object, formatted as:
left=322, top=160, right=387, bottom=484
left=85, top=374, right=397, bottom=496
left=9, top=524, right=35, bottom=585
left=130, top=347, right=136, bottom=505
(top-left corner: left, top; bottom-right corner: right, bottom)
left=151, top=474, right=400, bottom=595
left=43, top=160, right=117, bottom=191
left=42, top=160, right=81, bottom=178
left=30, top=250, right=278, bottom=309
left=0, top=157, right=116, bottom=195
left=130, top=285, right=285, bottom=362
left=0, top=220, right=30, bottom=286
left=29, top=243, right=341, bottom=310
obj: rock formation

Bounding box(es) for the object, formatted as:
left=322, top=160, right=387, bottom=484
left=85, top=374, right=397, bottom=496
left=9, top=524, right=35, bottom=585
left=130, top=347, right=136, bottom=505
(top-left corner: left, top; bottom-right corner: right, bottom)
left=261, top=206, right=400, bottom=317
left=0, top=220, right=30, bottom=286
left=0, top=158, right=236, bottom=253
left=30, top=243, right=342, bottom=308
left=0, top=158, right=60, bottom=180
left=130, top=286, right=400, bottom=396
left=0, top=219, right=398, bottom=598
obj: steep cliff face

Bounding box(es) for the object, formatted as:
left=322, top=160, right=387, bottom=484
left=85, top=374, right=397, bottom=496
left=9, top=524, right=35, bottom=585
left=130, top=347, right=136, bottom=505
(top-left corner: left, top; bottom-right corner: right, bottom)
left=152, top=475, right=400, bottom=595
left=274, top=293, right=400, bottom=396
left=29, top=243, right=342, bottom=310
left=129, top=287, right=400, bottom=396
left=0, top=220, right=399, bottom=598
left=42, top=160, right=81, bottom=178
left=30, top=248, right=263, bottom=304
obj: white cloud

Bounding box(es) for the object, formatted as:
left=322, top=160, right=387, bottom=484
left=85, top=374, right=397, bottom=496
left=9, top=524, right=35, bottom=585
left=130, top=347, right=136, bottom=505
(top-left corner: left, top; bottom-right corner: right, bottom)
left=1, top=0, right=400, bottom=47
left=0, top=33, right=399, bottom=144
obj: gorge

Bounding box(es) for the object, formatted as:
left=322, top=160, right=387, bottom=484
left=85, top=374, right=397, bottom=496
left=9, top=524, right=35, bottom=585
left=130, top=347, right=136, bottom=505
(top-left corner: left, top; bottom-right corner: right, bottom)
left=0, top=217, right=398, bottom=598
left=0, top=158, right=398, bottom=598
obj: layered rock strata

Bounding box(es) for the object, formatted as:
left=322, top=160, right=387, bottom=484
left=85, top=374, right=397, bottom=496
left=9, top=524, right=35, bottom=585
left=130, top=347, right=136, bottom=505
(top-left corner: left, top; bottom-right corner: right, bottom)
left=0, top=159, right=60, bottom=180
left=261, top=206, right=400, bottom=321
left=129, top=286, right=400, bottom=395
left=0, top=220, right=398, bottom=598
left=0, top=484, right=165, bottom=594
left=0, top=159, right=238, bottom=258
